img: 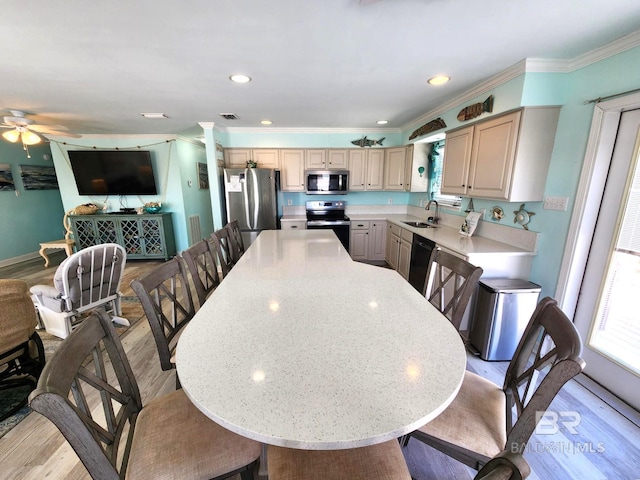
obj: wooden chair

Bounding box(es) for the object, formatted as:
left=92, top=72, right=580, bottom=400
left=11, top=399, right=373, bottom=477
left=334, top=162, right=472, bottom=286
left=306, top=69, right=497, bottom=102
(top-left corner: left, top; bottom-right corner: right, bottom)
left=130, top=257, right=195, bottom=372
left=423, top=248, right=483, bottom=332
left=405, top=297, right=585, bottom=470
left=211, top=227, right=234, bottom=278
left=37, top=210, right=75, bottom=268
left=181, top=239, right=221, bottom=309
left=29, top=308, right=261, bottom=480
left=475, top=450, right=530, bottom=480
left=226, top=219, right=245, bottom=263
left=267, top=440, right=412, bottom=480
left=30, top=243, right=128, bottom=339
left=0, top=279, right=46, bottom=421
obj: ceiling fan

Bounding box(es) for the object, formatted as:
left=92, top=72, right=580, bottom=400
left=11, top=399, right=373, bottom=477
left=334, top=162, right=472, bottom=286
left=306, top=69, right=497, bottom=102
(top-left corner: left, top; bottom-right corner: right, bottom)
left=1, top=110, right=80, bottom=147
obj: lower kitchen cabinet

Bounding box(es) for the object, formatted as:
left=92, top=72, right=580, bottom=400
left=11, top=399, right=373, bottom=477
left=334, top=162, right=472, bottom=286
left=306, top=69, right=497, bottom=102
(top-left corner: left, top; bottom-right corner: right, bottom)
left=350, top=220, right=387, bottom=262
left=384, top=223, right=412, bottom=279
left=70, top=213, right=176, bottom=260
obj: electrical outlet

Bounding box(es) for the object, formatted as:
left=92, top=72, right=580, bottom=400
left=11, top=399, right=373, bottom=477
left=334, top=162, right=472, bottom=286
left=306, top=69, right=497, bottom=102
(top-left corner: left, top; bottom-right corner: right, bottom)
left=543, top=196, right=569, bottom=211
left=480, top=208, right=486, bottom=220
left=287, top=199, right=292, bottom=206
left=388, top=198, right=393, bottom=205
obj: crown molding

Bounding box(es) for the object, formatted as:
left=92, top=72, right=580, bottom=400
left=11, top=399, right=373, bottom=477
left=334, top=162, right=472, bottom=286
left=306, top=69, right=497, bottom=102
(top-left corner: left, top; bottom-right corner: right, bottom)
left=403, top=60, right=527, bottom=132
left=403, top=29, right=640, bottom=133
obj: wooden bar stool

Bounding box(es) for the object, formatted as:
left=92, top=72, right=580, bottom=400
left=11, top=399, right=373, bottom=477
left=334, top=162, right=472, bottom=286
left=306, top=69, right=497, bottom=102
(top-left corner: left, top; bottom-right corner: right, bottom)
left=38, top=211, right=75, bottom=268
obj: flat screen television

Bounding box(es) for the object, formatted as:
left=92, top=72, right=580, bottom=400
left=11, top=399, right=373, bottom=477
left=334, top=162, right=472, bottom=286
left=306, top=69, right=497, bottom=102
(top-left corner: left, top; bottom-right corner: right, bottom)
left=68, top=150, right=158, bottom=195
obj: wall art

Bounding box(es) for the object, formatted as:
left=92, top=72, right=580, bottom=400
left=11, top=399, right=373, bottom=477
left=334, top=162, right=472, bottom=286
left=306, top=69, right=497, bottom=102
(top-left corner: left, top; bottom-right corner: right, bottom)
left=197, top=162, right=209, bottom=189
left=20, top=164, right=59, bottom=190
left=0, top=163, right=15, bottom=191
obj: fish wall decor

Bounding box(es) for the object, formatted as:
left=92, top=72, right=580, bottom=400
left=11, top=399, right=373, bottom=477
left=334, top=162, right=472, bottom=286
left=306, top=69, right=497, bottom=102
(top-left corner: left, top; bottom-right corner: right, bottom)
left=409, top=118, right=447, bottom=140
left=351, top=136, right=384, bottom=148
left=457, top=95, right=494, bottom=122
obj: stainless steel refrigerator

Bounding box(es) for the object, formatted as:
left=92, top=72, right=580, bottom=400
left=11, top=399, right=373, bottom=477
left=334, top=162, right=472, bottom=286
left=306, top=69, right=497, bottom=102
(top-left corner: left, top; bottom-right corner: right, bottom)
left=224, top=168, right=278, bottom=247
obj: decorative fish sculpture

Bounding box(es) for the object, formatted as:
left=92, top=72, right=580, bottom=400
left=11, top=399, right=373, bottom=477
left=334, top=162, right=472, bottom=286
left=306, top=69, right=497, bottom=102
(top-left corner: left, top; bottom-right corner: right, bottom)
left=409, top=118, right=447, bottom=140
left=457, top=95, right=494, bottom=122
left=351, top=136, right=385, bottom=148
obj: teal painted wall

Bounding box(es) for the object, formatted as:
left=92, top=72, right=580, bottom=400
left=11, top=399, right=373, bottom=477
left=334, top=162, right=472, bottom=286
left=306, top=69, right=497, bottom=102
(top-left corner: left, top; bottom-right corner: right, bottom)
left=49, top=136, right=208, bottom=253
left=0, top=141, right=64, bottom=262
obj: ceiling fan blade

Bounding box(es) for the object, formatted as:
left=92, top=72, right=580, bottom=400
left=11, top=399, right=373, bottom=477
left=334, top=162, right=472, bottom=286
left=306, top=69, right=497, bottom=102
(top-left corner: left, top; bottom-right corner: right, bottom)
left=29, top=123, right=69, bottom=133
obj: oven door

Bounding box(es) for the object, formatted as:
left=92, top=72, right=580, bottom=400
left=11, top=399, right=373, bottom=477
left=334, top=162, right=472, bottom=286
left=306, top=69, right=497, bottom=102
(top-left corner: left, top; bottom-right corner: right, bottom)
left=305, top=170, right=348, bottom=195
left=306, top=221, right=350, bottom=251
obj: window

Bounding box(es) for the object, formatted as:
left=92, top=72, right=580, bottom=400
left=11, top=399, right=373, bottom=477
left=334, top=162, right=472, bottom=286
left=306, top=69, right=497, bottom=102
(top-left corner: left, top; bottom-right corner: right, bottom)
left=428, top=140, right=461, bottom=207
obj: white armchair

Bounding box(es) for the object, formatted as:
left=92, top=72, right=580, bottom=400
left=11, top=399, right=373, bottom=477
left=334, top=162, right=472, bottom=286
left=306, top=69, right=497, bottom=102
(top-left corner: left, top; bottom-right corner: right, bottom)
left=30, top=243, right=129, bottom=339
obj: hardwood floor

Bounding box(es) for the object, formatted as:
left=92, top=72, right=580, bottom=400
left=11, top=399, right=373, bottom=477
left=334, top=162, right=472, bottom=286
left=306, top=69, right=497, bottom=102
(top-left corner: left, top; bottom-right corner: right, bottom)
left=1, top=253, right=639, bottom=479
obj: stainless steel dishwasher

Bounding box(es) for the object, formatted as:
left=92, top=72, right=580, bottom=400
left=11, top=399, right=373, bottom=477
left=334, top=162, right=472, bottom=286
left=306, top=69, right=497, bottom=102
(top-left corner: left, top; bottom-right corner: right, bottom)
left=408, top=234, right=436, bottom=293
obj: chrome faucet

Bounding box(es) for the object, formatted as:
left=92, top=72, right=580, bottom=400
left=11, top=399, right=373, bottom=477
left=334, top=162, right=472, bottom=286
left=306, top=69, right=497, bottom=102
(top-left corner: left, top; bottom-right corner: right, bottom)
left=425, top=200, right=440, bottom=224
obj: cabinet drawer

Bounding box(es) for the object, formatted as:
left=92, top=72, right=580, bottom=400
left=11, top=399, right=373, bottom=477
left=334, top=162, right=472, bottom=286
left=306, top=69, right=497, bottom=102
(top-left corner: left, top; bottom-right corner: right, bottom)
left=388, top=223, right=401, bottom=237
left=401, top=228, right=413, bottom=242
left=351, top=220, right=370, bottom=230
left=281, top=220, right=306, bottom=230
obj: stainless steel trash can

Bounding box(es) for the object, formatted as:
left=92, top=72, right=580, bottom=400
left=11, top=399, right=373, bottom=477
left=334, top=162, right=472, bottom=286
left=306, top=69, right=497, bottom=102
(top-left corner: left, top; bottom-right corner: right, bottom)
left=469, top=279, right=541, bottom=361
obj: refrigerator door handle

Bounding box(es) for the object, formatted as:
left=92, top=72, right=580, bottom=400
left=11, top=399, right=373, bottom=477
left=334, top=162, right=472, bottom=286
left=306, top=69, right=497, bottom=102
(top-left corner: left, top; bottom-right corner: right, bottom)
left=243, top=168, right=252, bottom=229
left=251, top=168, right=260, bottom=229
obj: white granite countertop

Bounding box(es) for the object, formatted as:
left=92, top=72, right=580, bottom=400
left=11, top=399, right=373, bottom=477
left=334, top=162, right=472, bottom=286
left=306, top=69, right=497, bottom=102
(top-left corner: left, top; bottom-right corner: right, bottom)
left=177, top=230, right=466, bottom=449
left=378, top=215, right=535, bottom=257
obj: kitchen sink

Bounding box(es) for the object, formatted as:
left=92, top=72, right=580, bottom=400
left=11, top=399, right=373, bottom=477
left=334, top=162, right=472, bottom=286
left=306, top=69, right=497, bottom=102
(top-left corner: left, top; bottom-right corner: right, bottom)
left=402, top=221, right=438, bottom=228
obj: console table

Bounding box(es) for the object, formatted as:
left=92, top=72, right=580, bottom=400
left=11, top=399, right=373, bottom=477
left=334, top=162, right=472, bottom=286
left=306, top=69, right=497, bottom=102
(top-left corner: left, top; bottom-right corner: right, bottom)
left=69, top=213, right=176, bottom=260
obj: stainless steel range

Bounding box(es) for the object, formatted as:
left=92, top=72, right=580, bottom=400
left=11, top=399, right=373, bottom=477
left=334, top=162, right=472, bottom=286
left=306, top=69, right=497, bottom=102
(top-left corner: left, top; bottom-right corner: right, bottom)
left=305, top=201, right=350, bottom=251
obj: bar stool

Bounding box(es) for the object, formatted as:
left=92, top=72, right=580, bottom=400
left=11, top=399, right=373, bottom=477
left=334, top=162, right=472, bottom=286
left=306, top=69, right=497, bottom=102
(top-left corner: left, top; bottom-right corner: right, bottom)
left=38, top=211, right=75, bottom=268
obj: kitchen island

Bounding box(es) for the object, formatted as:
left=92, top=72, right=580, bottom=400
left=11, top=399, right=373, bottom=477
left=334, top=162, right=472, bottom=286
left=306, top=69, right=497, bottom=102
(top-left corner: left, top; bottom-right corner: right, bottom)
left=177, top=230, right=466, bottom=451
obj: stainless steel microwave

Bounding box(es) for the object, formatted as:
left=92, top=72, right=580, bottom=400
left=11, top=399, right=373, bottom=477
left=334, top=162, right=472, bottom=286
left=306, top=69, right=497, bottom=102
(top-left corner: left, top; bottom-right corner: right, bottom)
left=305, top=170, right=348, bottom=195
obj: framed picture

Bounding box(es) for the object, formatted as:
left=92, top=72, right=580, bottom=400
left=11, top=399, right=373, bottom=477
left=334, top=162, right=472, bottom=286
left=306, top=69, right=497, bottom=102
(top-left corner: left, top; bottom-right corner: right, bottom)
left=0, top=163, right=15, bottom=191
left=197, top=162, right=209, bottom=189
left=20, top=165, right=59, bottom=190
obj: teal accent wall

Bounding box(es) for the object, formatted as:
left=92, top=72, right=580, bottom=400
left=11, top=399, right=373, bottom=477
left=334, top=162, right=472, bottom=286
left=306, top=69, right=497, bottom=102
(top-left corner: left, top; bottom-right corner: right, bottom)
left=0, top=141, right=64, bottom=262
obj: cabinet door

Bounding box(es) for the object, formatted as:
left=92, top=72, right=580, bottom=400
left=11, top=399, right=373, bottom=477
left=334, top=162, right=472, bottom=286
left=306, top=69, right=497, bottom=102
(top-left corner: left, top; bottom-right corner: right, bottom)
left=141, top=217, right=168, bottom=258
left=327, top=149, right=348, bottom=169
left=71, top=217, right=99, bottom=249
left=305, top=149, right=327, bottom=169
left=369, top=221, right=387, bottom=261
left=367, top=149, right=385, bottom=190
left=383, top=147, right=406, bottom=190
left=224, top=148, right=252, bottom=168
left=280, top=149, right=306, bottom=191
left=94, top=218, right=119, bottom=244
left=441, top=126, right=474, bottom=195
left=252, top=149, right=280, bottom=169
left=348, top=150, right=367, bottom=190
left=385, top=227, right=400, bottom=269
left=120, top=218, right=143, bottom=256
left=398, top=238, right=412, bottom=280
left=350, top=229, right=370, bottom=260
left=468, top=111, right=521, bottom=199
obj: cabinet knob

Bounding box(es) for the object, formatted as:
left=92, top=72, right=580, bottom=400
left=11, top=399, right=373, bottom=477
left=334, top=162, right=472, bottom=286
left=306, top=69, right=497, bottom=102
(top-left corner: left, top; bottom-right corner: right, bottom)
left=291, top=226, right=298, bottom=229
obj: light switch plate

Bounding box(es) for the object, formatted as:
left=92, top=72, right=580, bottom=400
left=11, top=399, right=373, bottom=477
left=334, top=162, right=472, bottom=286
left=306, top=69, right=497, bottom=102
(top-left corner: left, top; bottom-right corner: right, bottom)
left=543, top=196, right=569, bottom=211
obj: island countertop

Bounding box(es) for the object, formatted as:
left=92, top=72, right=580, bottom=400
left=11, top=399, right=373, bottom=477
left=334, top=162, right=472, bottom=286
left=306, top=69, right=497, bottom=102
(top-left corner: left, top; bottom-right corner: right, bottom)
left=177, top=230, right=466, bottom=450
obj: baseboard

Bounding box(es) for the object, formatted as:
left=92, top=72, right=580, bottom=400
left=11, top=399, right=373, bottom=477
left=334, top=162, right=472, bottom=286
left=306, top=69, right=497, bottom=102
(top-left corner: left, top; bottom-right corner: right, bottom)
left=0, top=252, right=41, bottom=268
left=574, top=373, right=640, bottom=428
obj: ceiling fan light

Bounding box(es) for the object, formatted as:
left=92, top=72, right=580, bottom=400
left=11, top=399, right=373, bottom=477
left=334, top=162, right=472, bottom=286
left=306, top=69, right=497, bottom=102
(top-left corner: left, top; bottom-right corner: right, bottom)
left=21, top=130, right=42, bottom=145
left=2, top=129, right=21, bottom=143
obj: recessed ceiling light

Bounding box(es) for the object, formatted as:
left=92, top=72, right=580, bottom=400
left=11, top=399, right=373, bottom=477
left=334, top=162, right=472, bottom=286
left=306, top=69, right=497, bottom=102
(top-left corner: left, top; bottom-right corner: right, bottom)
left=261, top=120, right=273, bottom=125
left=428, top=75, right=450, bottom=86
left=140, top=113, right=168, bottom=119
left=376, top=120, right=388, bottom=125
left=229, top=74, right=252, bottom=84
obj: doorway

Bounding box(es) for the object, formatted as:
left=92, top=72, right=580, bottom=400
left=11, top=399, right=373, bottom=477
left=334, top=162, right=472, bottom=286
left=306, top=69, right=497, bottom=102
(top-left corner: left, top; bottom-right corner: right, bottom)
left=558, top=95, right=640, bottom=412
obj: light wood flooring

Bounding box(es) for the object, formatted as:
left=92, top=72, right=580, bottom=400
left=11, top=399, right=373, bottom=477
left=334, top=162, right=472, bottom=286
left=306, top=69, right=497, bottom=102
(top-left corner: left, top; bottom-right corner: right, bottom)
left=1, top=253, right=639, bottom=479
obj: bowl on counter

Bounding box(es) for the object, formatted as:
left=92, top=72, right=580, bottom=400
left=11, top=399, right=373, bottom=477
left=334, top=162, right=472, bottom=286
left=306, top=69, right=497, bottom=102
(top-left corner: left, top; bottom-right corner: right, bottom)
left=143, top=205, right=162, bottom=214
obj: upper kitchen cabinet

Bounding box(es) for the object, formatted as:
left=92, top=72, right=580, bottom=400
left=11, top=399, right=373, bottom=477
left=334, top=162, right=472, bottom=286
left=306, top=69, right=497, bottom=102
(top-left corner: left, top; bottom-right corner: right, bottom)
left=305, top=149, right=327, bottom=169
left=383, top=147, right=407, bottom=190
left=280, top=149, right=306, bottom=191
left=441, top=106, right=561, bottom=201
left=224, top=148, right=280, bottom=169
left=304, top=149, right=347, bottom=170
left=404, top=143, right=429, bottom=192
left=348, top=149, right=385, bottom=191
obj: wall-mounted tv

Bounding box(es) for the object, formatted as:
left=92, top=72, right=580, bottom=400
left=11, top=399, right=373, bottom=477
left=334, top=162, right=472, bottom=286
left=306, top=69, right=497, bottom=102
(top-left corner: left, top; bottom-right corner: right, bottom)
left=68, top=150, right=158, bottom=196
